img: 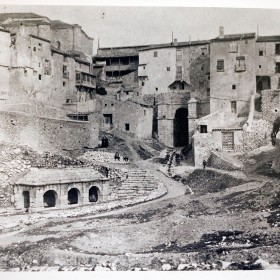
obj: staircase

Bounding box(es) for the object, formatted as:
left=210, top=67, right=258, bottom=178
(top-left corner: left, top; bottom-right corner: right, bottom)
left=110, top=169, right=158, bottom=200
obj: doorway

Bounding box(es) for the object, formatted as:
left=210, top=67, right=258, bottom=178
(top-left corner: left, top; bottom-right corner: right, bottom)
left=173, top=108, right=189, bottom=147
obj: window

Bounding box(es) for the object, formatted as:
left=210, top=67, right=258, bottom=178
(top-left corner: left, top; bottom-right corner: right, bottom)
left=143, top=66, right=145, bottom=69
left=38, top=62, right=41, bottom=67
left=38, top=74, right=41, bottom=80
left=200, top=125, right=207, bottom=133
left=231, top=101, right=237, bottom=113
left=154, top=51, right=158, bottom=57
left=217, top=59, right=224, bottom=71
left=111, top=103, right=114, bottom=106
left=176, top=49, right=182, bottom=61
left=56, top=41, right=61, bottom=50
left=276, top=63, right=280, bottom=73
left=167, top=67, right=170, bottom=71
left=66, top=99, right=71, bottom=103
left=76, top=73, right=81, bottom=81
left=38, top=42, right=42, bottom=51
left=63, top=56, right=67, bottom=62
left=229, top=42, right=238, bottom=53
left=33, top=47, right=36, bottom=51
left=235, top=56, right=246, bottom=72
left=199, top=81, right=204, bottom=88
left=245, top=40, right=248, bottom=44
left=259, top=50, right=264, bottom=56
left=125, top=123, right=130, bottom=131
left=63, top=82, right=66, bottom=87
left=259, top=65, right=262, bottom=68
left=144, top=110, right=146, bottom=116
left=276, top=44, right=280, bottom=55
left=156, top=87, right=158, bottom=91
left=176, top=66, right=182, bottom=79
left=24, top=69, right=27, bottom=77
left=232, top=85, right=236, bottom=90
left=142, top=81, right=145, bottom=86
left=201, top=65, right=204, bottom=71
left=201, top=47, right=207, bottom=55
left=105, top=104, right=107, bottom=107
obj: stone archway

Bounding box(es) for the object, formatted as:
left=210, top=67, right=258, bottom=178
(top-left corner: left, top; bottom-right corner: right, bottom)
left=173, top=107, right=189, bottom=147
left=23, top=191, right=30, bottom=210
left=43, top=190, right=57, bottom=208
left=89, top=186, right=100, bottom=202
left=68, top=188, right=80, bottom=205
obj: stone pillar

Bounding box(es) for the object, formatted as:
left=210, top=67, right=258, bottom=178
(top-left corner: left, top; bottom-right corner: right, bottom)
left=188, top=98, right=199, bottom=144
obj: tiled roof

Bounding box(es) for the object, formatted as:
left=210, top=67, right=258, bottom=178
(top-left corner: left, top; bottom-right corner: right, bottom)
left=51, top=20, right=74, bottom=29
left=15, top=168, right=107, bottom=186
left=95, top=45, right=149, bottom=58
left=0, top=13, right=45, bottom=22
left=139, top=40, right=210, bottom=51
left=2, top=19, right=50, bottom=26
left=257, top=35, right=280, bottom=42
left=211, top=33, right=256, bottom=42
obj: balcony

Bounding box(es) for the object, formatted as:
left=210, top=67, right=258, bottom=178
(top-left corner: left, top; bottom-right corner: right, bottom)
left=105, top=63, right=138, bottom=72
left=63, top=72, right=69, bottom=79
left=76, top=71, right=96, bottom=88
left=235, top=64, right=246, bottom=72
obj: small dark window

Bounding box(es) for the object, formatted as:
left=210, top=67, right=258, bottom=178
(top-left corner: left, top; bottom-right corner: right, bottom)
left=259, top=50, right=264, bottom=56
left=245, top=40, right=248, bottom=44
left=125, top=123, right=130, bottom=131
left=33, top=47, right=36, bottom=51
left=201, top=65, right=204, bottom=71
left=142, top=81, right=145, bottom=86
left=259, top=65, right=262, bottom=68
left=276, top=44, right=280, bottom=55
left=154, top=51, right=158, bottom=57
left=143, top=66, right=146, bottom=69
left=200, top=125, right=207, bottom=133
left=232, top=85, right=236, bottom=89
left=144, top=110, right=146, bottom=116
left=38, top=74, right=41, bottom=80
left=111, top=103, right=114, bottom=106
left=276, top=63, right=280, bottom=73
left=126, top=92, right=129, bottom=95
left=63, top=82, right=66, bottom=86
left=217, top=59, right=224, bottom=71
left=231, top=101, right=237, bottom=113
left=24, top=69, right=27, bottom=77
left=167, top=67, right=170, bottom=71
left=105, top=104, right=107, bottom=107
left=156, top=87, right=158, bottom=91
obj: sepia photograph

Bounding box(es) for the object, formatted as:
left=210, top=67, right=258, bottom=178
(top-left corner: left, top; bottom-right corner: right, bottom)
left=0, top=0, right=279, bottom=276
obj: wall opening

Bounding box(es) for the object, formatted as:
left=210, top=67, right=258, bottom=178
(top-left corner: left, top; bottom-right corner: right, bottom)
left=23, top=191, right=30, bottom=210
left=256, top=76, right=271, bottom=92
left=43, top=190, right=57, bottom=208
left=68, top=188, right=80, bottom=205
left=173, top=107, right=189, bottom=147
left=89, top=186, right=100, bottom=202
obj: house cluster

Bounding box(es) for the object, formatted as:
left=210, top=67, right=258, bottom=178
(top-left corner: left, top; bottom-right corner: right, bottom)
left=0, top=13, right=279, bottom=165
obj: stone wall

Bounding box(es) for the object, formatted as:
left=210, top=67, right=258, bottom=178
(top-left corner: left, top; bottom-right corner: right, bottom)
left=242, top=119, right=272, bottom=152
left=261, top=89, right=280, bottom=124
left=192, top=133, right=215, bottom=167
left=0, top=111, right=99, bottom=153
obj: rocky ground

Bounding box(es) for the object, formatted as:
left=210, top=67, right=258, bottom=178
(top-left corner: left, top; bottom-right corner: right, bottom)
left=0, top=140, right=280, bottom=272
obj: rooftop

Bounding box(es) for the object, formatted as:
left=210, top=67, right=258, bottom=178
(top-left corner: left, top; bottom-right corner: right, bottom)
left=139, top=40, right=210, bottom=51
left=0, top=13, right=46, bottom=22
left=95, top=45, right=149, bottom=58
left=257, top=35, right=280, bottom=42
left=211, top=33, right=256, bottom=42
left=15, top=168, right=107, bottom=186
left=51, top=20, right=75, bottom=29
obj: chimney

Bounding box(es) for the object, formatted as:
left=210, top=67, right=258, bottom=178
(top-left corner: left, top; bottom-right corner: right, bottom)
left=173, top=38, right=177, bottom=45
left=219, top=26, right=224, bottom=38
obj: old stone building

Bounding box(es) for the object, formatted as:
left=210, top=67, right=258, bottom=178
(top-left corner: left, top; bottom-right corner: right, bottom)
left=0, top=13, right=99, bottom=153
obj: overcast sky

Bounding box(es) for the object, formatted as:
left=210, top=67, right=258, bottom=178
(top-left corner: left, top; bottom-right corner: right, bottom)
left=1, top=3, right=280, bottom=54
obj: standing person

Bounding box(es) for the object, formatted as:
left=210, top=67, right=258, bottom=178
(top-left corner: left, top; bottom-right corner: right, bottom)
left=203, top=160, right=207, bottom=169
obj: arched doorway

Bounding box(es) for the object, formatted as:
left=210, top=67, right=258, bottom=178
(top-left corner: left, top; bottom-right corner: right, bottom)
left=68, top=188, right=80, bottom=205
left=89, top=186, right=100, bottom=202
left=173, top=108, right=189, bottom=147
left=43, top=190, right=57, bottom=208
left=23, top=191, right=30, bottom=210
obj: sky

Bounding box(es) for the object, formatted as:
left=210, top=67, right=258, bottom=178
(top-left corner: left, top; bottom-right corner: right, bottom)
left=0, top=1, right=280, bottom=54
